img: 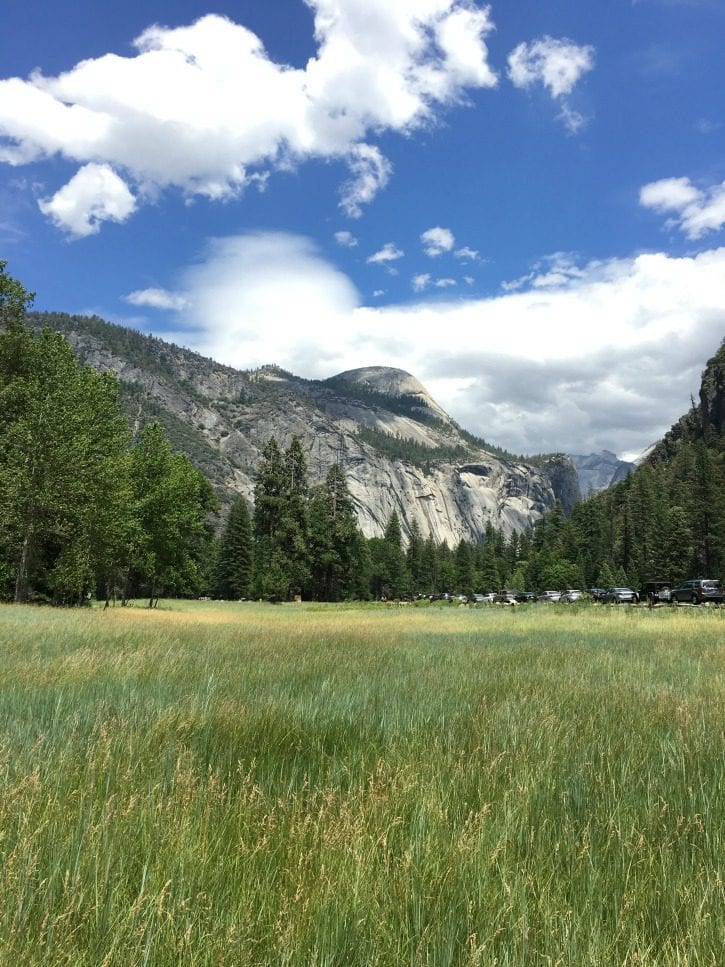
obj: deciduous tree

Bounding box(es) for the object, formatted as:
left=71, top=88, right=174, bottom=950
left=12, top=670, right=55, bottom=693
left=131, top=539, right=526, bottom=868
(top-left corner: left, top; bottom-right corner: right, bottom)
left=1, top=310, right=130, bottom=603
left=128, top=422, right=215, bottom=606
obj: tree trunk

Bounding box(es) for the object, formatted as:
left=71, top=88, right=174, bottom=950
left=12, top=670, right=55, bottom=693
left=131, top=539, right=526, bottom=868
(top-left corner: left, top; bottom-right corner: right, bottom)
left=14, top=532, right=32, bottom=603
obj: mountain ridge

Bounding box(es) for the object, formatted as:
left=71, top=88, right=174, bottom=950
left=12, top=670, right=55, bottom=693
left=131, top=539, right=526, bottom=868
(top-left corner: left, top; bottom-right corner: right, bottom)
left=30, top=310, right=583, bottom=543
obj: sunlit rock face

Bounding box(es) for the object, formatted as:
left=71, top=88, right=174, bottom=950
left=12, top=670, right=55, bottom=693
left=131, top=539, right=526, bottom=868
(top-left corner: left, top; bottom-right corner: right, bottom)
left=39, top=312, right=580, bottom=542
left=340, top=454, right=563, bottom=546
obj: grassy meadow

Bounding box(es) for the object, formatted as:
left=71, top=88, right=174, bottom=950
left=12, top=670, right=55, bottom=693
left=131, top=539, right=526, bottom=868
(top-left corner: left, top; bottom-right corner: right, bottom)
left=0, top=600, right=723, bottom=965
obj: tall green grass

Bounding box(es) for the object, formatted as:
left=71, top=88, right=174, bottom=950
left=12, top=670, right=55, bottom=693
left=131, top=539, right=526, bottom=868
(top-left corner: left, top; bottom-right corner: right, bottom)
left=0, top=602, right=722, bottom=965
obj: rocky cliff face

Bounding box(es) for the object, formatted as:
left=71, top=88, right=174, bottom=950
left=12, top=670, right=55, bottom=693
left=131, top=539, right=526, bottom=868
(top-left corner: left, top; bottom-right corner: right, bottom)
left=34, top=312, right=581, bottom=544
left=699, top=339, right=725, bottom=438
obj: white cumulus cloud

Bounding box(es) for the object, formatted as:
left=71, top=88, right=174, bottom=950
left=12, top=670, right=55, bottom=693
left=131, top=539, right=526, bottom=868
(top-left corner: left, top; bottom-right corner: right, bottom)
left=640, top=176, right=725, bottom=238
left=507, top=35, right=594, bottom=133
left=334, top=230, right=358, bottom=247
left=339, top=144, right=392, bottom=218
left=507, top=36, right=595, bottom=98
left=125, top=287, right=189, bottom=311
left=412, top=273, right=457, bottom=291
left=37, top=162, right=136, bottom=237
left=0, top=2, right=499, bottom=233
left=168, top=232, right=360, bottom=374
left=421, top=226, right=455, bottom=256
left=367, top=242, right=404, bottom=265
left=412, top=273, right=431, bottom=292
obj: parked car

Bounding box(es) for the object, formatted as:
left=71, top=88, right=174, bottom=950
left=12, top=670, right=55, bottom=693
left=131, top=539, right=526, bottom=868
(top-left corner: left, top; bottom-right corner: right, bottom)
left=515, top=591, right=537, bottom=603
left=537, top=590, right=561, bottom=602
left=473, top=592, right=495, bottom=604
left=670, top=579, right=724, bottom=605
left=560, top=589, right=584, bottom=603
left=602, top=587, right=639, bottom=604
left=494, top=589, right=519, bottom=604
left=588, top=588, right=607, bottom=602
left=642, top=580, right=672, bottom=605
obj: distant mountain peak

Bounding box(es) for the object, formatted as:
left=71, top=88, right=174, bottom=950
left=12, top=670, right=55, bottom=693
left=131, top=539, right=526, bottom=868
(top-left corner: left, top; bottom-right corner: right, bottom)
left=570, top=450, right=634, bottom=494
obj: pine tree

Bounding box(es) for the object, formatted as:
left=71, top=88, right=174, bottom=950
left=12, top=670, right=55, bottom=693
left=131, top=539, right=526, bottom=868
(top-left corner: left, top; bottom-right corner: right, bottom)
left=367, top=537, right=387, bottom=600
left=568, top=498, right=608, bottom=587
left=436, top=541, right=456, bottom=594
left=252, top=436, right=287, bottom=599
left=281, top=436, right=310, bottom=596
left=657, top=505, right=692, bottom=581
left=478, top=531, right=500, bottom=592
left=454, top=540, right=476, bottom=597
left=252, top=436, right=312, bottom=600
left=596, top=561, right=615, bottom=589
left=348, top=530, right=373, bottom=600
left=406, top=519, right=425, bottom=594
left=215, top=496, right=252, bottom=599
left=504, top=532, right=519, bottom=574
left=421, top=536, right=439, bottom=595
left=307, top=463, right=360, bottom=600
left=688, top=441, right=723, bottom=575
left=379, top=511, right=409, bottom=599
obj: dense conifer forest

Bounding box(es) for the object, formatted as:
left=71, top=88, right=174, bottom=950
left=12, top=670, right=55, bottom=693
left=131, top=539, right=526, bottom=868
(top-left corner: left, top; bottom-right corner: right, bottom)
left=2, top=262, right=723, bottom=604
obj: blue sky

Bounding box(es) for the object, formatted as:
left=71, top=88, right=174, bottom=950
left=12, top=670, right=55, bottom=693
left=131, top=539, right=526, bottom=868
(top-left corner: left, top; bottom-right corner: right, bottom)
left=1, top=0, right=724, bottom=458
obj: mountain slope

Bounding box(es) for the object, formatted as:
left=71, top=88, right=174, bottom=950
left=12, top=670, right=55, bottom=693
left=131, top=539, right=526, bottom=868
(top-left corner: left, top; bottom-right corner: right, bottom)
left=31, top=311, right=580, bottom=543
left=551, top=339, right=725, bottom=588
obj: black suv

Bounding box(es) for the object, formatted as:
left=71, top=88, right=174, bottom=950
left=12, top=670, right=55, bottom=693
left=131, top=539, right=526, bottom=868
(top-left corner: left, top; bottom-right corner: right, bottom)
left=670, top=579, right=724, bottom=605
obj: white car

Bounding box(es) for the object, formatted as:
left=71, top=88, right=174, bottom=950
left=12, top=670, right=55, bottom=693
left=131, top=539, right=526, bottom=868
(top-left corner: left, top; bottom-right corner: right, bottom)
left=473, top=592, right=495, bottom=604
left=560, top=589, right=584, bottom=603
left=537, top=590, right=561, bottom=602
